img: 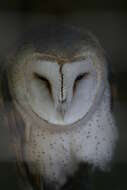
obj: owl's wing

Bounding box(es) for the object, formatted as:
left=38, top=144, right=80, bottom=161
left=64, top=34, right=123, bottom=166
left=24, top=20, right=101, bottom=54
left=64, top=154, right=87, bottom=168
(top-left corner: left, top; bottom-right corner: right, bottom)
left=0, top=69, right=43, bottom=190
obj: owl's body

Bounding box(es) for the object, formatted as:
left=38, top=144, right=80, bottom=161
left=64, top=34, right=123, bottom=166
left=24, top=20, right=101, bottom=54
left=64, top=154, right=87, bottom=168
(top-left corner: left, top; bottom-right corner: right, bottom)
left=1, top=24, right=118, bottom=189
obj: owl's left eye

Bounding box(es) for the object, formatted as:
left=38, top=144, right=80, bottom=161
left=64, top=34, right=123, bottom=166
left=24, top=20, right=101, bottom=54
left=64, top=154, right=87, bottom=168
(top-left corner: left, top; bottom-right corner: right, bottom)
left=73, top=72, right=89, bottom=93
left=75, top=72, right=89, bottom=82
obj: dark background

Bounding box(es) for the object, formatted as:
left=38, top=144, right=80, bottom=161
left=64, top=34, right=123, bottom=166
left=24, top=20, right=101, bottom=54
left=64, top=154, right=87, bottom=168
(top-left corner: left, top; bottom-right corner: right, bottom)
left=0, top=0, right=127, bottom=12
left=0, top=0, right=127, bottom=189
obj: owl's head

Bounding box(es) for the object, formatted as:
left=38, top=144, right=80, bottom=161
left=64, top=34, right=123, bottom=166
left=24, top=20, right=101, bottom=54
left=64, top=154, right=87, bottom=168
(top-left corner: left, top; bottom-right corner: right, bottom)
left=7, top=24, right=108, bottom=127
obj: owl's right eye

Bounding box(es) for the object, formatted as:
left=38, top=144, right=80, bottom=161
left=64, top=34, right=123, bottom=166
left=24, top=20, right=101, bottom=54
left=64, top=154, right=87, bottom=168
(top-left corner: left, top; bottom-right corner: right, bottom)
left=34, top=73, right=49, bottom=83
left=33, top=73, right=52, bottom=95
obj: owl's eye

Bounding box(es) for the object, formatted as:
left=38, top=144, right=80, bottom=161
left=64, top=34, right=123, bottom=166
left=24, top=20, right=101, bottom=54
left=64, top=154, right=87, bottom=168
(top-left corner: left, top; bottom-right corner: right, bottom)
left=73, top=72, right=89, bottom=93
left=75, top=72, right=89, bottom=82
left=34, top=73, right=52, bottom=95
left=34, top=73, right=49, bottom=83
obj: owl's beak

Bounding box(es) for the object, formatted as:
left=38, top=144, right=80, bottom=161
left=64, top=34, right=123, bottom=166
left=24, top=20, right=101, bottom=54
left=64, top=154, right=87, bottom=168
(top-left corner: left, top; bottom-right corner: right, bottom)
left=59, top=97, right=67, bottom=104
left=56, top=98, right=68, bottom=118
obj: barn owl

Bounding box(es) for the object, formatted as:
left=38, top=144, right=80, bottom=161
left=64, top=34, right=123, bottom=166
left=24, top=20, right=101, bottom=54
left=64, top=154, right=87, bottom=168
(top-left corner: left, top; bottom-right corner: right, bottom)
left=1, top=23, right=118, bottom=190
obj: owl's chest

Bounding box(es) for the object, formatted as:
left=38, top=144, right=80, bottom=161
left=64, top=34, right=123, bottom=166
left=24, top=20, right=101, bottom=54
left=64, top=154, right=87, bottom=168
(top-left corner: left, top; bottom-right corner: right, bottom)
left=23, top=106, right=117, bottom=188
left=23, top=126, right=88, bottom=186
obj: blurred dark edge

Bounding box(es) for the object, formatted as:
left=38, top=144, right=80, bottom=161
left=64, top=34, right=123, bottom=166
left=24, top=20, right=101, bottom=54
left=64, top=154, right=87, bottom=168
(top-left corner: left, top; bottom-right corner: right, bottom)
left=0, top=0, right=127, bottom=13
left=0, top=162, right=127, bottom=190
